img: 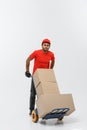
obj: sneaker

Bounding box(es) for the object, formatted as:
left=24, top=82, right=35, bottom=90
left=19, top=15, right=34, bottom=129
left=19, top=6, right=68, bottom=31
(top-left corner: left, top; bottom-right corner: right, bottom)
left=29, top=110, right=32, bottom=116
left=29, top=111, right=32, bottom=116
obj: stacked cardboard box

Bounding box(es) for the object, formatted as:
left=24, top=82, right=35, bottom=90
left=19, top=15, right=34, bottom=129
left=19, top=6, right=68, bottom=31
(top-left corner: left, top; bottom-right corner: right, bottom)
left=33, top=69, right=75, bottom=118
left=35, top=81, right=59, bottom=97
left=33, top=69, right=60, bottom=97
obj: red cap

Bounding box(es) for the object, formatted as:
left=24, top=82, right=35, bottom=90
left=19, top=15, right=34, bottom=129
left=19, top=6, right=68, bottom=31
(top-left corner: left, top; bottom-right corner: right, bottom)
left=42, top=38, right=51, bottom=45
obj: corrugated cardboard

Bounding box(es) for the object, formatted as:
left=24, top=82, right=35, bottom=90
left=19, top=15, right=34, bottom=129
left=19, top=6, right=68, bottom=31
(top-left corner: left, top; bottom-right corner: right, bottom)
left=36, top=94, right=75, bottom=118
left=36, top=81, right=60, bottom=97
left=33, top=69, right=57, bottom=87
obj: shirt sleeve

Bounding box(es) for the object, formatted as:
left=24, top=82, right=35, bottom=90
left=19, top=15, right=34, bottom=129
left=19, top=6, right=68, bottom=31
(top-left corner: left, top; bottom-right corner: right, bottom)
left=29, top=50, right=36, bottom=60
left=51, top=52, right=55, bottom=60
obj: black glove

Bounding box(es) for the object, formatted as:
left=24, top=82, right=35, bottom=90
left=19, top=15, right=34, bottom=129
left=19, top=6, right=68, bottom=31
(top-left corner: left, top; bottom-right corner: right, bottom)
left=25, top=71, right=31, bottom=78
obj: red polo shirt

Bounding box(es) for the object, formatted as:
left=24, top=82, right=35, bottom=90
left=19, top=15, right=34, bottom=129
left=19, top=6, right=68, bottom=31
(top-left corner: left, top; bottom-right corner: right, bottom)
left=29, top=49, right=55, bottom=74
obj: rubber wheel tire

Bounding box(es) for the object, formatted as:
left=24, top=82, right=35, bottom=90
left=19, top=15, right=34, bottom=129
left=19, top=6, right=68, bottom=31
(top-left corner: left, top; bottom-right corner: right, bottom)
left=58, top=117, right=64, bottom=121
left=32, top=110, right=39, bottom=123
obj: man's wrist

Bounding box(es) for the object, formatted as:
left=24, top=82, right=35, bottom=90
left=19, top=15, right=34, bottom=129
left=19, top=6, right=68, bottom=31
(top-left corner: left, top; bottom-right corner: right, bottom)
left=26, top=71, right=29, bottom=72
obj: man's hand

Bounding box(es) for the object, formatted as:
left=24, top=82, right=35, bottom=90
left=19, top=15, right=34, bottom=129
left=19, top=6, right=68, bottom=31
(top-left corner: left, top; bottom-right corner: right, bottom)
left=25, top=71, right=31, bottom=78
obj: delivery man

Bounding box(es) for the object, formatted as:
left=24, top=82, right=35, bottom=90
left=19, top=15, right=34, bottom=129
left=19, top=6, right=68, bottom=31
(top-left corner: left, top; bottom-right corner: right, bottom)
left=25, top=38, right=55, bottom=115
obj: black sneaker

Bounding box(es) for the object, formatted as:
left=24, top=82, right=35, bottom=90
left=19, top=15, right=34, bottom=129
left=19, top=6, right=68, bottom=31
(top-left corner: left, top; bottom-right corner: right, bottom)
left=29, top=110, right=32, bottom=116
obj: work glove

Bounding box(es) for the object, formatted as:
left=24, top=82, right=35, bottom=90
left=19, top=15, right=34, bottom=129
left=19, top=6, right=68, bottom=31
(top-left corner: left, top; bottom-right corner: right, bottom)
left=25, top=71, right=31, bottom=78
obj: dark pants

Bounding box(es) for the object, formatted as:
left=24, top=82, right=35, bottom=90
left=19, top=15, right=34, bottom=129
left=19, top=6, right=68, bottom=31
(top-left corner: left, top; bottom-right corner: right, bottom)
left=29, top=78, right=36, bottom=111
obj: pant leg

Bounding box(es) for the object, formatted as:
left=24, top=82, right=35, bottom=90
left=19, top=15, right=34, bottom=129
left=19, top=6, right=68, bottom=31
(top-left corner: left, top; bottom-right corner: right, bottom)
left=29, top=78, right=36, bottom=111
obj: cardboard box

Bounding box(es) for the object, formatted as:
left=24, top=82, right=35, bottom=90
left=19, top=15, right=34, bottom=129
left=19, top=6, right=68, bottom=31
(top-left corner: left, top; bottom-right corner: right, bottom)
left=33, top=69, right=57, bottom=87
left=36, top=94, right=75, bottom=118
left=36, top=81, right=60, bottom=97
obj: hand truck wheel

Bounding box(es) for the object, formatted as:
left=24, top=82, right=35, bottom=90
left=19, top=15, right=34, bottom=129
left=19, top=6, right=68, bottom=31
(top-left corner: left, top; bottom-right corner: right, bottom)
left=58, top=117, right=64, bottom=121
left=32, top=110, right=39, bottom=123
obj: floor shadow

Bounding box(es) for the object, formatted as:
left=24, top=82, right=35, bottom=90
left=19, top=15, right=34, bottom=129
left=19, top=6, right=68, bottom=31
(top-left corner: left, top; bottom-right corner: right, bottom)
left=39, top=118, right=64, bottom=126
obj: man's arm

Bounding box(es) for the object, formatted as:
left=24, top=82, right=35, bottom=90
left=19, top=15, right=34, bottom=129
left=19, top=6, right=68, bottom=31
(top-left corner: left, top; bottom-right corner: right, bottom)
left=50, top=59, right=55, bottom=69
left=25, top=57, right=32, bottom=78
left=26, top=57, right=31, bottom=72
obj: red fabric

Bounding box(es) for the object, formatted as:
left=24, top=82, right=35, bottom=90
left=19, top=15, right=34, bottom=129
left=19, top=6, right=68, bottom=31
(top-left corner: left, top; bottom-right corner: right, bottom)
left=42, top=38, right=51, bottom=44
left=29, top=49, right=55, bottom=74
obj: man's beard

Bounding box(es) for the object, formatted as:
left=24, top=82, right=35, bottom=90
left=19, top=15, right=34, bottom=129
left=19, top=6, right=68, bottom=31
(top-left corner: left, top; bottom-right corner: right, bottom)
left=42, top=48, right=49, bottom=52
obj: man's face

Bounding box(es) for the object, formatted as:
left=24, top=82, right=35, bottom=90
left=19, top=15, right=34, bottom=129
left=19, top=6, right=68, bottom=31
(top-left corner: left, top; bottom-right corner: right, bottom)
left=42, top=43, right=50, bottom=52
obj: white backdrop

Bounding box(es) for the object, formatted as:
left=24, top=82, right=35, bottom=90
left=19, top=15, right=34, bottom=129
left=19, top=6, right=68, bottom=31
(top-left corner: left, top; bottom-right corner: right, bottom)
left=0, top=0, right=87, bottom=130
